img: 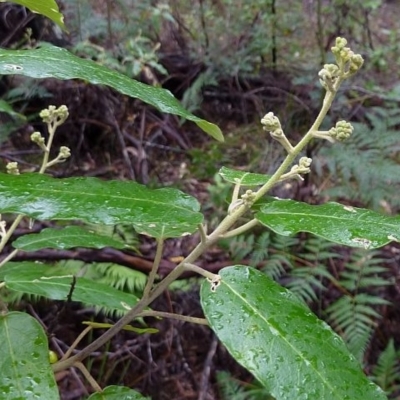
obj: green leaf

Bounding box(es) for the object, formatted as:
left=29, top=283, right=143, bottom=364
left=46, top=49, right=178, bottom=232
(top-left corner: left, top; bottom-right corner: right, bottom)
left=86, top=385, right=150, bottom=400
left=1, top=262, right=140, bottom=312
left=0, top=44, right=223, bottom=141
left=3, top=0, right=65, bottom=30
left=256, top=197, right=400, bottom=249
left=0, top=99, right=27, bottom=143
left=219, top=167, right=271, bottom=186
left=0, top=99, right=26, bottom=120
left=0, top=312, right=59, bottom=399
left=12, top=225, right=127, bottom=251
left=201, top=266, right=386, bottom=400
left=0, top=173, right=203, bottom=239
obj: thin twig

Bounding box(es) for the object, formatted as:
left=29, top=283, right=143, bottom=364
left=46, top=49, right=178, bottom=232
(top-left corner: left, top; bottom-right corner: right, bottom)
left=198, top=335, right=218, bottom=400
left=60, top=326, right=92, bottom=362
left=0, top=215, right=24, bottom=254
left=142, top=238, right=164, bottom=299
left=0, top=248, right=18, bottom=268
left=221, top=219, right=259, bottom=239
left=198, top=224, right=207, bottom=244
left=74, top=362, right=102, bottom=392
left=26, top=304, right=90, bottom=397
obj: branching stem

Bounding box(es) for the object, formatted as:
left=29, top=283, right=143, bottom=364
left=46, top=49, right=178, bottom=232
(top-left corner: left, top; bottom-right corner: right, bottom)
left=49, top=43, right=357, bottom=374
left=0, top=215, right=23, bottom=255
left=221, top=219, right=259, bottom=239
left=142, top=237, right=163, bottom=299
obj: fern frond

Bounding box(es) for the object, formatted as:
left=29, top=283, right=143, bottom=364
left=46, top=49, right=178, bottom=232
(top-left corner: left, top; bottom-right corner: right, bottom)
left=326, top=293, right=389, bottom=362
left=262, top=253, right=290, bottom=280
left=261, top=232, right=299, bottom=279
left=229, top=233, right=255, bottom=262
left=181, top=70, right=218, bottom=113
left=346, top=327, right=373, bottom=365
left=250, top=231, right=271, bottom=265
left=284, top=236, right=336, bottom=303
left=339, top=250, right=391, bottom=291
left=217, top=371, right=248, bottom=400
left=317, top=107, right=400, bottom=210
left=225, top=230, right=299, bottom=280
left=371, top=339, right=400, bottom=394
left=216, top=372, right=274, bottom=400
left=93, top=263, right=146, bottom=293
left=286, top=265, right=333, bottom=303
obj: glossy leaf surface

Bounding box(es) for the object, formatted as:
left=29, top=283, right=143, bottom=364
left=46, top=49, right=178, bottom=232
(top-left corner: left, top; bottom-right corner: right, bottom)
left=0, top=44, right=223, bottom=141
left=219, top=166, right=271, bottom=186
left=201, top=266, right=386, bottom=400
left=1, top=263, right=140, bottom=312
left=5, top=0, right=65, bottom=29
left=256, top=197, right=400, bottom=249
left=87, top=385, right=149, bottom=399
left=12, top=225, right=127, bottom=251
left=0, top=173, right=203, bottom=238
left=0, top=312, right=59, bottom=399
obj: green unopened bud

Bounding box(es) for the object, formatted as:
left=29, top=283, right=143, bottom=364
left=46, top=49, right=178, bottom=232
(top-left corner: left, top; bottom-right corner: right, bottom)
left=331, top=37, right=348, bottom=56
left=349, top=54, right=364, bottom=74
left=59, top=146, right=71, bottom=159
left=291, top=157, right=312, bottom=175
left=30, top=131, right=47, bottom=150
left=329, top=120, right=353, bottom=141
left=299, top=157, right=312, bottom=169
left=331, top=37, right=364, bottom=77
left=6, top=162, right=19, bottom=175
left=325, top=64, right=339, bottom=76
left=40, top=105, right=69, bottom=127
left=318, top=64, right=339, bottom=90
left=296, top=157, right=312, bottom=174
left=261, top=112, right=281, bottom=132
left=340, top=48, right=353, bottom=63
left=241, top=190, right=256, bottom=206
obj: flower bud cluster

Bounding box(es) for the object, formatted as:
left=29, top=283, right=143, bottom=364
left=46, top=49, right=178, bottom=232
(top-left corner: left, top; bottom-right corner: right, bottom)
left=331, top=37, right=364, bottom=75
left=40, top=105, right=69, bottom=127
left=241, top=190, right=256, bottom=206
left=30, top=131, right=47, bottom=151
left=261, top=112, right=281, bottom=133
left=319, top=38, right=364, bottom=91
left=6, top=162, right=20, bottom=175
left=318, top=64, right=339, bottom=91
left=59, top=146, right=71, bottom=160
left=261, top=112, right=294, bottom=153
left=291, top=157, right=312, bottom=175
left=329, top=121, right=353, bottom=142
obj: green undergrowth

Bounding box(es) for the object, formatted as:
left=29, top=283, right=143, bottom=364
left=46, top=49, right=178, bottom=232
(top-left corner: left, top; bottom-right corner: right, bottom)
left=315, top=105, right=400, bottom=212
